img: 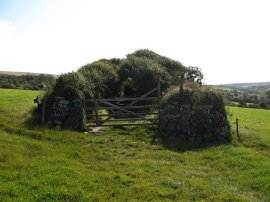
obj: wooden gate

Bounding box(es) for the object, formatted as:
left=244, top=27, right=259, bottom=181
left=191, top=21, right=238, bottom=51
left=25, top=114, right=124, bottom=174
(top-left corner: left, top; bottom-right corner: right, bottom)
left=85, top=83, right=161, bottom=127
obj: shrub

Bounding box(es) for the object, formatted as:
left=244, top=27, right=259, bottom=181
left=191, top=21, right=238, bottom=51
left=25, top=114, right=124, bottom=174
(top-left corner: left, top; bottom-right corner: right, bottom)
left=52, top=72, right=89, bottom=100
left=131, top=49, right=183, bottom=76
left=78, top=59, right=120, bottom=98
left=118, top=49, right=185, bottom=96
left=162, top=83, right=224, bottom=107
left=42, top=72, right=89, bottom=123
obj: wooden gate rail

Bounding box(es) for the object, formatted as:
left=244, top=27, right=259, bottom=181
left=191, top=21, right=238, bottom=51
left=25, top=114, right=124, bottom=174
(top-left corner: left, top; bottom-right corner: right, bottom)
left=85, top=96, right=159, bottom=102
left=85, top=84, right=161, bottom=127
left=86, top=112, right=159, bottom=118
left=85, top=104, right=159, bottom=110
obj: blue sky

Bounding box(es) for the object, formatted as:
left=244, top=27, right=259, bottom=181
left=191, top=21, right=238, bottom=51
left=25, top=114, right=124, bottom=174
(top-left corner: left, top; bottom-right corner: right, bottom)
left=0, top=0, right=60, bottom=29
left=0, top=0, right=39, bottom=23
left=0, top=0, right=270, bottom=84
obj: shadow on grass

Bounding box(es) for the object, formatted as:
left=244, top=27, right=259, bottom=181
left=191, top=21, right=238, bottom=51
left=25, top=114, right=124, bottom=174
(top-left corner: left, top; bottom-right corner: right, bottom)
left=22, top=108, right=232, bottom=153
left=158, top=136, right=231, bottom=152
left=23, top=107, right=44, bottom=129
left=108, top=126, right=231, bottom=152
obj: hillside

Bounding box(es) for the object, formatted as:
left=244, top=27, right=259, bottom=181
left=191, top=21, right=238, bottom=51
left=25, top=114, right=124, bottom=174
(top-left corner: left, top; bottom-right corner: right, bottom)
left=218, top=82, right=270, bottom=93
left=0, top=88, right=270, bottom=201
left=0, top=71, right=58, bottom=78
left=0, top=73, right=56, bottom=90
left=214, top=82, right=270, bottom=109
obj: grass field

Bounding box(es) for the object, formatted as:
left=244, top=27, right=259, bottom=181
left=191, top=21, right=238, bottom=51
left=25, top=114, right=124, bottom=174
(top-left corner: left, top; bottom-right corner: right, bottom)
left=228, top=106, right=270, bottom=146
left=0, top=88, right=270, bottom=201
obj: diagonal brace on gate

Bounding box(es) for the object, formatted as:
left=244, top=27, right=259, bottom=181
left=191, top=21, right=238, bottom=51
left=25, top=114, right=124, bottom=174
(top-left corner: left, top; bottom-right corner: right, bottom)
left=96, top=87, right=159, bottom=126
left=98, top=100, right=158, bottom=125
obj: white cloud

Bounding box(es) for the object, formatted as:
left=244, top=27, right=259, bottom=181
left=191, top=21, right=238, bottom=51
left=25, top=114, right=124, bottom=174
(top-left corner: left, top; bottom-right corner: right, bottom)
left=1, top=0, right=270, bottom=84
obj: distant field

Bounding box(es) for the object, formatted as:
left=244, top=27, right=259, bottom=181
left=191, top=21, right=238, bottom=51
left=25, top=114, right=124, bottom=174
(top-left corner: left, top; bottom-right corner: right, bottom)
left=213, top=82, right=270, bottom=110
left=0, top=70, right=58, bottom=78
left=0, top=88, right=270, bottom=201
left=218, top=82, right=270, bottom=92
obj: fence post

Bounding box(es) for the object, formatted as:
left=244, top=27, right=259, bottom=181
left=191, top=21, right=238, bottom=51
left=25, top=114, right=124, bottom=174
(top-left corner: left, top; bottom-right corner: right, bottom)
left=236, top=117, right=240, bottom=140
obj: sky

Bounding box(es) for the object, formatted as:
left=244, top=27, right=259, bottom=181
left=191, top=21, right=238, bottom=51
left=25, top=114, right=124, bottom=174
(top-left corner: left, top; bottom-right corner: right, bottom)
left=0, top=0, right=270, bottom=84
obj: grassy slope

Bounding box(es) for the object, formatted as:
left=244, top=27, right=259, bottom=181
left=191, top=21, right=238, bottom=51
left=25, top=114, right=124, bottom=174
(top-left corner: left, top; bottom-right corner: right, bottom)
left=219, top=82, right=270, bottom=93
left=0, top=71, right=58, bottom=78
left=0, top=89, right=270, bottom=201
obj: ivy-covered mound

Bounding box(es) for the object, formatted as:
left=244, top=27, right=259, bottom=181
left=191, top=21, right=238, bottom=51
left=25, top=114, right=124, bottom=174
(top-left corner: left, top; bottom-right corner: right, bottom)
left=43, top=49, right=185, bottom=130
left=159, top=83, right=231, bottom=150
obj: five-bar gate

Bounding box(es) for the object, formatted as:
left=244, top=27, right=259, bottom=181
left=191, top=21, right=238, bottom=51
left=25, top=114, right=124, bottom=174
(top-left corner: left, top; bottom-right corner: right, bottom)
left=85, top=83, right=161, bottom=127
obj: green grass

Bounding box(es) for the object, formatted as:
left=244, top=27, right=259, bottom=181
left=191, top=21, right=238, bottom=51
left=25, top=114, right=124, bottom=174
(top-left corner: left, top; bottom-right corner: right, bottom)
left=228, top=106, right=270, bottom=150
left=0, top=88, right=270, bottom=201
left=0, top=88, right=43, bottom=127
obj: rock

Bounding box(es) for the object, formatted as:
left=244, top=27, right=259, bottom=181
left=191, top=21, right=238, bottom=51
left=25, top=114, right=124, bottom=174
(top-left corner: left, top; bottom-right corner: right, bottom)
left=160, top=102, right=230, bottom=149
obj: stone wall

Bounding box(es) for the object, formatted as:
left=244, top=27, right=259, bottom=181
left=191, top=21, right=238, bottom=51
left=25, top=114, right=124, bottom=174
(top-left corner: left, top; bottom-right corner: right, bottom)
left=159, top=102, right=230, bottom=150
left=47, top=97, right=86, bottom=131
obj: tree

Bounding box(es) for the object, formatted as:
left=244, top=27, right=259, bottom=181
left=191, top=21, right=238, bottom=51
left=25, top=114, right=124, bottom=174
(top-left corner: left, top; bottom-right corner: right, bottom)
left=184, top=66, right=204, bottom=85
left=179, top=66, right=204, bottom=95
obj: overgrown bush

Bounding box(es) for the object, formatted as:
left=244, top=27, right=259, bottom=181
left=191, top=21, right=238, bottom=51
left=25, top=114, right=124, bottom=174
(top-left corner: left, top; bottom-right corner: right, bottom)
left=162, top=82, right=224, bottom=107
left=41, top=72, right=89, bottom=123
left=78, top=59, right=120, bottom=98
left=131, top=49, right=183, bottom=77
left=118, top=49, right=185, bottom=96
left=51, top=72, right=89, bottom=99
left=42, top=49, right=194, bottom=131
left=45, top=50, right=185, bottom=101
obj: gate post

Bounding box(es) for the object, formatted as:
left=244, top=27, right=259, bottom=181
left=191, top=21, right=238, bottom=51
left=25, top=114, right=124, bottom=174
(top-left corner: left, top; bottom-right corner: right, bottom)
left=158, top=81, right=161, bottom=133
left=42, top=98, right=46, bottom=125
left=94, top=100, right=98, bottom=126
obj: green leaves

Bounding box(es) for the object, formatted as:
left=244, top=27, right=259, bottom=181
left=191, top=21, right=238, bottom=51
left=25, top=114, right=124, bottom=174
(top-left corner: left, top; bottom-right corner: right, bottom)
left=78, top=60, right=120, bottom=98
left=118, top=49, right=184, bottom=96
left=53, top=72, right=89, bottom=100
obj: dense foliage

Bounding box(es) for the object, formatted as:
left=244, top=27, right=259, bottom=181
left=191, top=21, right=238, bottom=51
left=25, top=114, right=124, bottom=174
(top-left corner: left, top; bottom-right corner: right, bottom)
left=162, top=83, right=223, bottom=107
left=78, top=59, right=121, bottom=98
left=49, top=72, right=89, bottom=100
left=118, top=50, right=184, bottom=96
left=0, top=74, right=55, bottom=90
left=42, top=49, right=203, bottom=127
left=184, top=66, right=204, bottom=85
left=46, top=49, right=187, bottom=101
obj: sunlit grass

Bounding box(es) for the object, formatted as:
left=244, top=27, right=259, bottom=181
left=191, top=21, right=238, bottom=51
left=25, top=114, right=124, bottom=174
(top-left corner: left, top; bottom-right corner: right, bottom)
left=228, top=106, right=270, bottom=149
left=0, top=88, right=269, bottom=201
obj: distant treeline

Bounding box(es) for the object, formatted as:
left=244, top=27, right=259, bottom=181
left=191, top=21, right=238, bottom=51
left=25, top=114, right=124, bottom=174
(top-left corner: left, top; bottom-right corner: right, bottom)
left=217, top=88, right=270, bottom=109
left=0, top=74, right=56, bottom=90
